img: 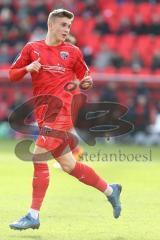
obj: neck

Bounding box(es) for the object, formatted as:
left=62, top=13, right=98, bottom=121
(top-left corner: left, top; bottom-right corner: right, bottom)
left=45, top=32, right=62, bottom=46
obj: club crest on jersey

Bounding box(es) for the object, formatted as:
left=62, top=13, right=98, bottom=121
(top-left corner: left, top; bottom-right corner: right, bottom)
left=60, top=51, right=69, bottom=60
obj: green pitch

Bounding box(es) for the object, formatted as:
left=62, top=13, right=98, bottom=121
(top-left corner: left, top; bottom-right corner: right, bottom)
left=0, top=139, right=160, bottom=240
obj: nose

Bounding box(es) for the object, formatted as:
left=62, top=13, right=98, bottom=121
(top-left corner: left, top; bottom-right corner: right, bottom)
left=65, top=28, right=69, bottom=34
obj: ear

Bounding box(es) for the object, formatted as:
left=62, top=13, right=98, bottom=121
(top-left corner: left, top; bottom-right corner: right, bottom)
left=48, top=22, right=53, bottom=30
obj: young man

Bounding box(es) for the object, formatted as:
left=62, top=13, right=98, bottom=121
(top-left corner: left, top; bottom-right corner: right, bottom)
left=55, top=32, right=84, bottom=166
left=9, top=9, right=122, bottom=230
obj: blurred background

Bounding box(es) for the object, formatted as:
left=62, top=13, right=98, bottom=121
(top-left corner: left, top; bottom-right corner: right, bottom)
left=1, top=0, right=160, bottom=145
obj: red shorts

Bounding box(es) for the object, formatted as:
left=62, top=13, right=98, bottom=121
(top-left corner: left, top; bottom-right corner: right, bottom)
left=35, top=91, right=83, bottom=155
left=35, top=127, right=78, bottom=157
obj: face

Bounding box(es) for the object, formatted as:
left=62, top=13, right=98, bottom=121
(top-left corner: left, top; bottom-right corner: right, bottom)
left=49, top=17, right=72, bottom=42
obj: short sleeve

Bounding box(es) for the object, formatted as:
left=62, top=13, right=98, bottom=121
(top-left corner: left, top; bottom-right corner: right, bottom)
left=73, top=47, right=89, bottom=80
left=11, top=43, right=32, bottom=69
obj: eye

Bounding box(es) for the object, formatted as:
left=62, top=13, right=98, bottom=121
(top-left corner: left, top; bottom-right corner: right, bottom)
left=61, top=22, right=71, bottom=29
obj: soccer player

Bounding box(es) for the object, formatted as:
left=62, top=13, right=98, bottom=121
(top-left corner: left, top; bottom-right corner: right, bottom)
left=57, top=32, right=84, bottom=165
left=9, top=9, right=122, bottom=230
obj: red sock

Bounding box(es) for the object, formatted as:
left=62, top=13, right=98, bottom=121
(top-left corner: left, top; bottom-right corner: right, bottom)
left=70, top=162, right=108, bottom=192
left=31, top=163, right=49, bottom=210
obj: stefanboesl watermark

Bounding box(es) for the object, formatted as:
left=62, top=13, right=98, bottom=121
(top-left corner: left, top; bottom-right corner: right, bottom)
left=8, top=93, right=134, bottom=161
left=79, top=149, right=152, bottom=162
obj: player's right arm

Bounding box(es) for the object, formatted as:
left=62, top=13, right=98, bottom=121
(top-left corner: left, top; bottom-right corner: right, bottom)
left=9, top=43, right=41, bottom=82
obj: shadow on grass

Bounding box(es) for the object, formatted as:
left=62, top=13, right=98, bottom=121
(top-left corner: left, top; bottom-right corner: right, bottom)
left=10, top=236, right=43, bottom=240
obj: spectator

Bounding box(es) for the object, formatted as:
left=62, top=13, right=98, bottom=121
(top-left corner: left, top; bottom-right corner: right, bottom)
left=131, top=14, right=149, bottom=35
left=112, top=52, right=124, bottom=68
left=0, top=95, right=8, bottom=121
left=30, top=0, right=48, bottom=15
left=129, top=49, right=144, bottom=72
left=30, top=28, right=46, bottom=42
left=17, top=0, right=31, bottom=19
left=136, top=82, right=150, bottom=97
left=82, top=46, right=94, bottom=66
left=65, top=33, right=77, bottom=45
left=100, top=82, right=118, bottom=102
left=148, top=13, right=160, bottom=35
left=134, top=94, right=150, bottom=133
left=117, top=16, right=132, bottom=35
left=19, top=16, right=33, bottom=32
left=0, top=27, right=10, bottom=45
left=151, top=49, right=160, bottom=71
left=93, top=44, right=114, bottom=69
left=125, top=96, right=136, bottom=125
left=94, top=15, right=111, bottom=35
left=32, top=12, right=47, bottom=31
left=82, top=0, right=100, bottom=18
left=0, top=7, right=13, bottom=30
left=133, top=93, right=156, bottom=145
left=11, top=42, right=25, bottom=63
left=9, top=91, right=33, bottom=128
left=0, top=43, right=12, bottom=64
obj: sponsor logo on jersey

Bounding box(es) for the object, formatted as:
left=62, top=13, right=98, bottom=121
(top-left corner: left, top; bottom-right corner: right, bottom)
left=60, top=51, right=69, bottom=60
left=42, top=65, right=65, bottom=73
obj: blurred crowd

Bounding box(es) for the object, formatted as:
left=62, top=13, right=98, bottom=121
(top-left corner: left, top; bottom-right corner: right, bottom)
left=1, top=0, right=160, bottom=144
left=1, top=0, right=160, bottom=72
left=1, top=80, right=160, bottom=145
left=83, top=81, right=160, bottom=145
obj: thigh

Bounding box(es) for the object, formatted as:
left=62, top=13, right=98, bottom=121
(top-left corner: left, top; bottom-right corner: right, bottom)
left=33, top=144, right=52, bottom=163
left=56, top=151, right=76, bottom=172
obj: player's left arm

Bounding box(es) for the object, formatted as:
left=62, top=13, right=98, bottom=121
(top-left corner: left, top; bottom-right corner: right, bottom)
left=73, top=47, right=93, bottom=90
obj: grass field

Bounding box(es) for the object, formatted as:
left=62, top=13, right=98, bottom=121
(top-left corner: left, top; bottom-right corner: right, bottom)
left=0, top=139, right=160, bottom=240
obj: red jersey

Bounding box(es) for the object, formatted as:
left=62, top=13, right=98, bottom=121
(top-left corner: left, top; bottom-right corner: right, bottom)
left=10, top=40, right=89, bottom=130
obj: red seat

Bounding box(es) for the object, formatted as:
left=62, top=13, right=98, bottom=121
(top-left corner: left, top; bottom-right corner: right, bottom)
left=84, top=18, right=96, bottom=34
left=102, top=35, right=117, bottom=50
left=135, top=36, right=154, bottom=66
left=116, top=35, right=136, bottom=62
left=136, top=35, right=153, bottom=49
left=117, top=67, right=133, bottom=75
left=137, top=3, right=153, bottom=24
left=119, top=34, right=136, bottom=50
left=104, top=67, right=117, bottom=74
left=138, top=68, right=151, bottom=75
left=117, top=44, right=132, bottom=62
left=81, top=33, right=101, bottom=54
left=152, top=4, right=160, bottom=15
left=153, top=37, right=160, bottom=50
left=100, top=2, right=117, bottom=13
left=71, top=17, right=84, bottom=36
left=0, top=64, right=10, bottom=70
left=118, top=3, right=135, bottom=21
left=117, top=91, right=129, bottom=105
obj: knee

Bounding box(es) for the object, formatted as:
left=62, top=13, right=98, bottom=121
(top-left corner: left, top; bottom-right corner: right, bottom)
left=60, top=161, right=75, bottom=173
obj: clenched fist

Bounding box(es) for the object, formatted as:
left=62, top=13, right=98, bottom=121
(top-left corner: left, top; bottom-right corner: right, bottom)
left=80, top=75, right=93, bottom=90
left=26, top=58, right=41, bottom=73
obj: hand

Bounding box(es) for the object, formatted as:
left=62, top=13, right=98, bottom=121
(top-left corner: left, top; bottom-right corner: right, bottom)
left=64, top=81, right=78, bottom=91
left=26, top=58, right=41, bottom=73
left=79, top=76, right=93, bottom=90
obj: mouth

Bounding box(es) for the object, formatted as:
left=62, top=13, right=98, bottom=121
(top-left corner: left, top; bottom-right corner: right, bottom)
left=62, top=34, right=67, bottom=38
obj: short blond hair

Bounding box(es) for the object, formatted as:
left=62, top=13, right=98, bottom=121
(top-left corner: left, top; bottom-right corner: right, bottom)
left=48, top=9, right=74, bottom=24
